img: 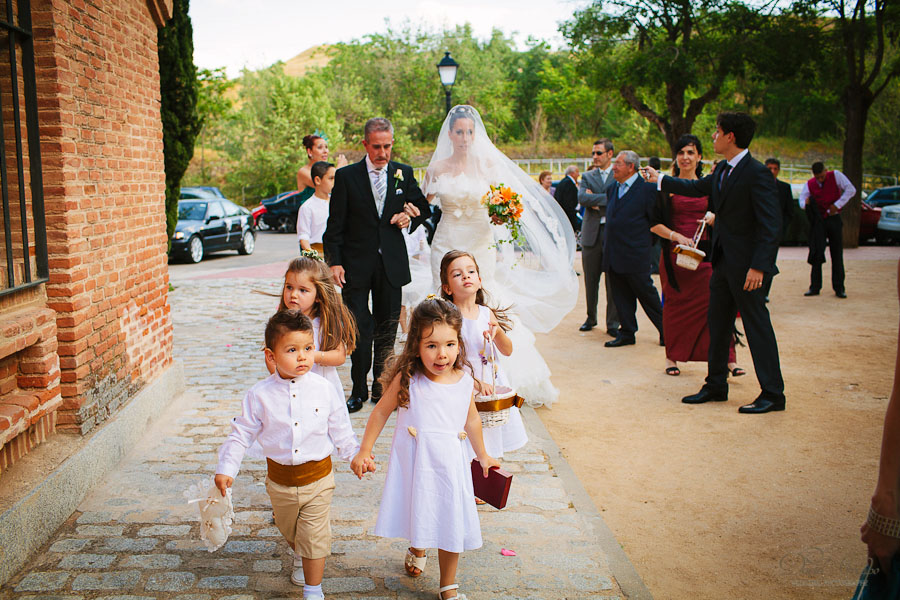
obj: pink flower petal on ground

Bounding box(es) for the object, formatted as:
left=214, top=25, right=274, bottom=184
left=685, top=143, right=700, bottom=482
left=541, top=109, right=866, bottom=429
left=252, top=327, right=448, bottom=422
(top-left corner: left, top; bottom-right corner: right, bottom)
left=500, top=548, right=517, bottom=556
left=226, top=344, right=232, bottom=347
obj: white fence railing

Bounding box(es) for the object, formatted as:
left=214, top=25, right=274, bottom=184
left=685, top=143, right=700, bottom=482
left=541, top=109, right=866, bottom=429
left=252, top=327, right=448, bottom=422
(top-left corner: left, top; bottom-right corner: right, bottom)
left=415, top=158, right=898, bottom=192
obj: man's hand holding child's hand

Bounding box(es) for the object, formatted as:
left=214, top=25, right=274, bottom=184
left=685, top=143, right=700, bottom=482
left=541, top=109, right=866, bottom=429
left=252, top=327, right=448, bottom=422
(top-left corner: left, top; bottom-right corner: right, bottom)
left=214, top=474, right=233, bottom=497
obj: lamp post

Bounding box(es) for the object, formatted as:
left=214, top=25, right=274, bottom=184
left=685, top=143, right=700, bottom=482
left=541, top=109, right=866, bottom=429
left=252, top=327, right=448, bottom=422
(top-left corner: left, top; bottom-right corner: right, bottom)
left=436, top=51, right=459, bottom=115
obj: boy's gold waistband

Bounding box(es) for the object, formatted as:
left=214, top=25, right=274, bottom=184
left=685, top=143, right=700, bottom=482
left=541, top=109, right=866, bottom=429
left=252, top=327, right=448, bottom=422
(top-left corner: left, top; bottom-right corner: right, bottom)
left=266, top=456, right=332, bottom=487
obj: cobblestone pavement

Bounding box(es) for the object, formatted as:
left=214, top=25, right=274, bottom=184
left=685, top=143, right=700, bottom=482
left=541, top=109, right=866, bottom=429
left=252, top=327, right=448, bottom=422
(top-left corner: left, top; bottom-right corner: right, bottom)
left=2, top=277, right=627, bottom=599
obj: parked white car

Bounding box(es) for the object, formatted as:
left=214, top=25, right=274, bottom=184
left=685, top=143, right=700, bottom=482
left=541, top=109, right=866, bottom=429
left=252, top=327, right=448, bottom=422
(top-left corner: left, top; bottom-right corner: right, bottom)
left=877, top=204, right=900, bottom=243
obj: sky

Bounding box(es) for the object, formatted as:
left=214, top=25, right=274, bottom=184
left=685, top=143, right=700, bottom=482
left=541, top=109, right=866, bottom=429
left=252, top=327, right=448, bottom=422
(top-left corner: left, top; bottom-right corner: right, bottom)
left=189, top=0, right=585, bottom=78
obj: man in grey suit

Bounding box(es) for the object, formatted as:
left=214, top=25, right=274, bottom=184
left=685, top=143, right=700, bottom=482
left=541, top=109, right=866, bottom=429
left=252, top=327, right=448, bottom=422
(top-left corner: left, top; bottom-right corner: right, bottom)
left=578, top=138, right=619, bottom=335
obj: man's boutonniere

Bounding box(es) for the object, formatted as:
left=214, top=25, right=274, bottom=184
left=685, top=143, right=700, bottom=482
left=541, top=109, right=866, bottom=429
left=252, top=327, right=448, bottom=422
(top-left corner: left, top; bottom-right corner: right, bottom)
left=394, top=168, right=404, bottom=182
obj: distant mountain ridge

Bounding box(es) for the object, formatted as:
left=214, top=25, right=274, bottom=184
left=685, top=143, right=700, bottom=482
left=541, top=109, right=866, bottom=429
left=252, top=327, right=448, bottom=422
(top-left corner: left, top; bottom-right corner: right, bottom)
left=283, top=44, right=331, bottom=77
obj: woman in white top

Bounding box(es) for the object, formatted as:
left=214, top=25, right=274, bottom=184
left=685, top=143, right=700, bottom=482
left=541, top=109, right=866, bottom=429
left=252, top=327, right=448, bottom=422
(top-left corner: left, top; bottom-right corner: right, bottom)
left=297, top=161, right=335, bottom=255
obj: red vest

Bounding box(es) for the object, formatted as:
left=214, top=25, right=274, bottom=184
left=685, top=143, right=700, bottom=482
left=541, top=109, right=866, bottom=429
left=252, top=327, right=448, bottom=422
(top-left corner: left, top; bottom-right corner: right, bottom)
left=807, top=171, right=840, bottom=218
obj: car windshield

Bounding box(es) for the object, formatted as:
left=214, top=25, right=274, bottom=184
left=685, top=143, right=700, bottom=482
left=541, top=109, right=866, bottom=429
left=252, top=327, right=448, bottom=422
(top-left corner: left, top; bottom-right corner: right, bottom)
left=178, top=202, right=207, bottom=220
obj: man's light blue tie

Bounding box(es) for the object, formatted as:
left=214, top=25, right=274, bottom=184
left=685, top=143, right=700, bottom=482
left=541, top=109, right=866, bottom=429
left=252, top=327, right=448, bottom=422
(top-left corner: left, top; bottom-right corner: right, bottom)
left=373, top=169, right=386, bottom=217
left=618, top=182, right=628, bottom=199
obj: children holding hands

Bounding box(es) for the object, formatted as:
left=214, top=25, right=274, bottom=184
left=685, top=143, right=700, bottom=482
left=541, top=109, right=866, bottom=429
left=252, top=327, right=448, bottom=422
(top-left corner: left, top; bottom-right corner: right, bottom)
left=351, top=297, right=499, bottom=600
left=214, top=310, right=364, bottom=600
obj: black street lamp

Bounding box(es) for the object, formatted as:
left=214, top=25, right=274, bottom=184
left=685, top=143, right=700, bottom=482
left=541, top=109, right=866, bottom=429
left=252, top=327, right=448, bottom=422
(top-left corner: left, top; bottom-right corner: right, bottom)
left=436, top=51, right=459, bottom=115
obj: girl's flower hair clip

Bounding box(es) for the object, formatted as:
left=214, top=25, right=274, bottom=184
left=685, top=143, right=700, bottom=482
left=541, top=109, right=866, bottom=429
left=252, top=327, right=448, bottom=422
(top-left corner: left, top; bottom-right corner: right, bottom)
left=300, top=248, right=324, bottom=261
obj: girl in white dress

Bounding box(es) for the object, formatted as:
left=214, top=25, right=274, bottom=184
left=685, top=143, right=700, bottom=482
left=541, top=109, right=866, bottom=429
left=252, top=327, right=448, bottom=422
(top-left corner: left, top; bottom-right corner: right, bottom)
left=351, top=297, right=499, bottom=600
left=271, top=256, right=356, bottom=397
left=421, top=105, right=578, bottom=407
left=439, top=250, right=528, bottom=458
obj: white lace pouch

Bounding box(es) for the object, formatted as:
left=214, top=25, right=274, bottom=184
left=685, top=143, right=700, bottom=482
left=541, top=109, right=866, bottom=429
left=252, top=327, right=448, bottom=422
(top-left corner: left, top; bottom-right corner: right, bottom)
left=184, top=478, right=235, bottom=552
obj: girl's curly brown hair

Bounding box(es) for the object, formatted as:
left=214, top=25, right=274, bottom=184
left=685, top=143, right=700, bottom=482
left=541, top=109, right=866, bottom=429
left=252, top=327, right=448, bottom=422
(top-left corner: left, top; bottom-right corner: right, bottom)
left=438, top=249, right=512, bottom=332
left=279, top=257, right=356, bottom=354
left=378, top=296, right=471, bottom=408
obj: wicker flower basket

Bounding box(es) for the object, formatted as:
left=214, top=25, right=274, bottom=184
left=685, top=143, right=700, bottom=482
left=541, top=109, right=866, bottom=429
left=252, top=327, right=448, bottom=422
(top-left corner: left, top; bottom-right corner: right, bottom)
left=672, top=220, right=708, bottom=271
left=474, top=338, right=522, bottom=428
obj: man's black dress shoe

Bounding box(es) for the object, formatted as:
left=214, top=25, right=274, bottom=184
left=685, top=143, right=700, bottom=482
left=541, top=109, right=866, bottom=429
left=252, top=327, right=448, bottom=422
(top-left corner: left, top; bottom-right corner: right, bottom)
left=579, top=320, right=597, bottom=332
left=604, top=336, right=635, bottom=348
left=346, top=397, right=364, bottom=413
left=738, top=397, right=785, bottom=414
left=370, top=396, right=380, bottom=404
left=682, top=388, right=727, bottom=404
left=803, top=289, right=820, bottom=296
left=836, top=290, right=847, bottom=298
left=606, top=329, right=618, bottom=338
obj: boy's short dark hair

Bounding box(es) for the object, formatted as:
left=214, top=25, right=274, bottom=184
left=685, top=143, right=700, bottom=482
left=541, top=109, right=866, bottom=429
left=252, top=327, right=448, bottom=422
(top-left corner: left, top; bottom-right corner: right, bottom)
left=311, top=161, right=334, bottom=184
left=716, top=112, right=756, bottom=149
left=765, top=158, right=780, bottom=167
left=265, top=310, right=313, bottom=349
left=811, top=161, right=826, bottom=175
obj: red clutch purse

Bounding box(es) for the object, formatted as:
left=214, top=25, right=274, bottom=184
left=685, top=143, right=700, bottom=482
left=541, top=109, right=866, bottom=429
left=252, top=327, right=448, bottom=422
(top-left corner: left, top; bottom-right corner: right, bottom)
left=470, top=460, right=512, bottom=509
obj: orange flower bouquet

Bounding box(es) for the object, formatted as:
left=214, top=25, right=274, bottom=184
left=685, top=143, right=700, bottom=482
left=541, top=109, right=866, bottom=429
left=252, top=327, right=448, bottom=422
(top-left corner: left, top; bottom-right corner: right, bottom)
left=481, top=183, right=525, bottom=245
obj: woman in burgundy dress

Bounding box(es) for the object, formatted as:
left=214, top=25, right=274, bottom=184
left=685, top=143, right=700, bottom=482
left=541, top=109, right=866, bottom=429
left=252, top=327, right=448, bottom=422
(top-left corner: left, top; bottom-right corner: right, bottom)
left=650, top=134, right=744, bottom=377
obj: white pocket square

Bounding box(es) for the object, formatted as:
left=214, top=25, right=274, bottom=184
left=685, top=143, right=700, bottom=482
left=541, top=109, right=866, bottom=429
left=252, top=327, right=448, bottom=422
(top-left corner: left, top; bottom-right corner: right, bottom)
left=395, top=189, right=403, bottom=195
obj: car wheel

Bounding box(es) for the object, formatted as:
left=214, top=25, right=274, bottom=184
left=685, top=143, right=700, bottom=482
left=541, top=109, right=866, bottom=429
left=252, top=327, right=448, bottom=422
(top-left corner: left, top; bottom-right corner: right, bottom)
left=188, top=235, right=204, bottom=263
left=278, top=216, right=293, bottom=233
left=238, top=230, right=255, bottom=255
left=255, top=218, right=269, bottom=231
left=876, top=231, right=889, bottom=245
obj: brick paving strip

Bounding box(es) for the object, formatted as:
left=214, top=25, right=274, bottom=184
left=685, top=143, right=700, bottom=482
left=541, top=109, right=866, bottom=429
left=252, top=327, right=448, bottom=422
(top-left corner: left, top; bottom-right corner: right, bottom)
left=3, top=278, right=648, bottom=599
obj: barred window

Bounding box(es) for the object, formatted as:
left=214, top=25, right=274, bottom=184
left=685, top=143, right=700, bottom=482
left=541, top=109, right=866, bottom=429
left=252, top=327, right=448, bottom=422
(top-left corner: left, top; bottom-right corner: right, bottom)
left=0, top=0, right=48, bottom=297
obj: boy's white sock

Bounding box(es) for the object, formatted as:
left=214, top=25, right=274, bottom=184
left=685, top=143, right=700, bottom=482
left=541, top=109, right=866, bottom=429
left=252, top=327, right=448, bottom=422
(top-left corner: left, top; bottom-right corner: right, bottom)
left=303, top=582, right=324, bottom=598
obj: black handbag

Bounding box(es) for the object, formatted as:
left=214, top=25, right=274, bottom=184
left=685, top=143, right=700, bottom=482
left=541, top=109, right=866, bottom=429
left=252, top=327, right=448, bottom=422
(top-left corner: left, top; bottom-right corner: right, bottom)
left=852, top=557, right=900, bottom=600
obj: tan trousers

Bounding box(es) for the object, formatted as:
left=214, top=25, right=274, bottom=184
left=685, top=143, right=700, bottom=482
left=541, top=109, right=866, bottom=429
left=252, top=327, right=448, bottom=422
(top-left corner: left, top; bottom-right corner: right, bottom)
left=265, top=470, right=335, bottom=559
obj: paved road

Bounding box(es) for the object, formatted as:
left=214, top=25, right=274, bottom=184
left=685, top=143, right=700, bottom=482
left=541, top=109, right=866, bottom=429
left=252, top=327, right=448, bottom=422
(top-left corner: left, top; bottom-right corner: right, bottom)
left=168, top=230, right=299, bottom=283
left=3, top=246, right=638, bottom=599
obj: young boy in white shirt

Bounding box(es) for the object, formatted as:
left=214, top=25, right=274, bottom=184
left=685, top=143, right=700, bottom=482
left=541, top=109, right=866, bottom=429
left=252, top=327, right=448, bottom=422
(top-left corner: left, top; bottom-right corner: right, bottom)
left=214, top=310, right=361, bottom=599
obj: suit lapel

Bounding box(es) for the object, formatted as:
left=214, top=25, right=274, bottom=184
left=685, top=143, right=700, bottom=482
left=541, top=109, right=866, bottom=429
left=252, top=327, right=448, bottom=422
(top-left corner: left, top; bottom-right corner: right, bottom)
left=718, top=153, right=750, bottom=208
left=355, top=159, right=379, bottom=220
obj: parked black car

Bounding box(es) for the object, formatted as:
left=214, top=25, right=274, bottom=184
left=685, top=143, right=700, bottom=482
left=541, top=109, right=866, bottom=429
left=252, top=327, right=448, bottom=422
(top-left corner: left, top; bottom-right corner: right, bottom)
left=170, top=198, right=256, bottom=263
left=260, top=190, right=307, bottom=232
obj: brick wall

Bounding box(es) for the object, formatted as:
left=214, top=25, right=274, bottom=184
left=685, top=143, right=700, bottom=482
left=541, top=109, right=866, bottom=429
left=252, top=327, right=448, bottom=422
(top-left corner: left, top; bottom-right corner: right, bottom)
left=28, top=0, right=173, bottom=434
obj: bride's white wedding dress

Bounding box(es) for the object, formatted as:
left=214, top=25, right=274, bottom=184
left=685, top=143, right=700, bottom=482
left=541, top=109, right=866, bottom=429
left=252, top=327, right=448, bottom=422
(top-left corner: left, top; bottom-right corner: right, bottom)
left=414, top=105, right=578, bottom=408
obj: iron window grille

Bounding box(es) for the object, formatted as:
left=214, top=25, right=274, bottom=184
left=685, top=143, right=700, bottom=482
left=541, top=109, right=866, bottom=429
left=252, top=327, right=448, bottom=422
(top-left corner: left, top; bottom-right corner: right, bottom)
left=0, top=0, right=48, bottom=297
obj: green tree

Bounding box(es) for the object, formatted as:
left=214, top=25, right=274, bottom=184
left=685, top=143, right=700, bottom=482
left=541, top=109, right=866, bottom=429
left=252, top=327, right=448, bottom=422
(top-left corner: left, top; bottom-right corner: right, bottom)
left=561, top=0, right=802, bottom=154
left=158, top=0, right=201, bottom=242
left=195, top=67, right=235, bottom=183
left=816, top=0, right=900, bottom=246
left=221, top=65, right=342, bottom=201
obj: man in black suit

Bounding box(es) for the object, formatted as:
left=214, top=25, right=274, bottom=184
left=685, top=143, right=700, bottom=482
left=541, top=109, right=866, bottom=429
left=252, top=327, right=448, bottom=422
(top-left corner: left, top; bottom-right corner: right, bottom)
left=762, top=158, right=794, bottom=301
left=324, top=117, right=431, bottom=413
left=645, top=112, right=785, bottom=414
left=553, top=165, right=581, bottom=234
left=602, top=150, right=664, bottom=348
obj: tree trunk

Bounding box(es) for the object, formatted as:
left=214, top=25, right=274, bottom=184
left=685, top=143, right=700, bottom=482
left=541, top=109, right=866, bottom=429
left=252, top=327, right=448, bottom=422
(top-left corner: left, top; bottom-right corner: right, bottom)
left=840, top=85, right=873, bottom=249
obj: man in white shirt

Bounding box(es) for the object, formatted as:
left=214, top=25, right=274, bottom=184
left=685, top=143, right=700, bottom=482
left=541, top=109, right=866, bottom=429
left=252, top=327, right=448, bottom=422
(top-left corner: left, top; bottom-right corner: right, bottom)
left=577, top=138, right=620, bottom=335
left=799, top=162, right=855, bottom=298
left=214, top=310, right=363, bottom=599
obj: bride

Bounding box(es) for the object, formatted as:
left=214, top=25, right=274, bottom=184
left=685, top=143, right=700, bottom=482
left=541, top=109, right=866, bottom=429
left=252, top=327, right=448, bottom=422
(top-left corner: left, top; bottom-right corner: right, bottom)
left=421, top=105, right=577, bottom=406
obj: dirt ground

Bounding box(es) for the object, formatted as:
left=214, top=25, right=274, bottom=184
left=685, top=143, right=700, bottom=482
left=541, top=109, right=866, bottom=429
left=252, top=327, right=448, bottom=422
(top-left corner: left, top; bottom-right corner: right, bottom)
left=535, top=246, right=900, bottom=600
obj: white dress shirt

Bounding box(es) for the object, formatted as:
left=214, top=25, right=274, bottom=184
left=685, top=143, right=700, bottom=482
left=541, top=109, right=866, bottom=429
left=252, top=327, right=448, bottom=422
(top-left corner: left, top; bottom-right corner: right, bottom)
left=297, top=195, right=330, bottom=244
left=366, top=155, right=386, bottom=214
left=798, top=169, right=856, bottom=209
left=216, top=371, right=360, bottom=478
left=595, top=167, right=612, bottom=223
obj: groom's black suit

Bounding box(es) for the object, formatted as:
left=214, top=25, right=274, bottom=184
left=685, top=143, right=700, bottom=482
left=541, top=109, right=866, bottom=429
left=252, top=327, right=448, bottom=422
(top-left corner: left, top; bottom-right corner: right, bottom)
left=324, top=158, right=430, bottom=401
left=661, top=152, right=785, bottom=404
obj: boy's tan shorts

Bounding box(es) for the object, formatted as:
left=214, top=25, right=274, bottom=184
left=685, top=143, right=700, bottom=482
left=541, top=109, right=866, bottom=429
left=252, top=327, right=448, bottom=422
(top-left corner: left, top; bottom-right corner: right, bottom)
left=265, top=470, right=335, bottom=559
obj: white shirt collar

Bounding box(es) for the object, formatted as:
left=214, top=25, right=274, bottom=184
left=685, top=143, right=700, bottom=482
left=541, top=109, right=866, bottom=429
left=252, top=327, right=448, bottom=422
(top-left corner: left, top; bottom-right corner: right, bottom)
left=567, top=174, right=577, bottom=185
left=726, top=148, right=749, bottom=169
left=365, top=155, right=387, bottom=174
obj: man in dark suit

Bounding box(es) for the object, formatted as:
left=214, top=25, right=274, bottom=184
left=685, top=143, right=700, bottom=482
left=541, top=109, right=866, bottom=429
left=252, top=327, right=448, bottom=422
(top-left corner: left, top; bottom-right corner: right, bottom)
left=577, top=138, right=619, bottom=335
left=762, top=158, right=794, bottom=301
left=553, top=165, right=581, bottom=234
left=645, top=112, right=785, bottom=414
left=324, top=117, right=431, bottom=413
left=602, top=150, right=664, bottom=348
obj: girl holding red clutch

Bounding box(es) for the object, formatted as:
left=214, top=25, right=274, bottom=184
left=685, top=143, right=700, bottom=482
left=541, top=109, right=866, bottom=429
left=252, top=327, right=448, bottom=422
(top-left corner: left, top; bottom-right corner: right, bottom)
left=351, top=297, right=499, bottom=600
left=439, top=250, right=528, bottom=459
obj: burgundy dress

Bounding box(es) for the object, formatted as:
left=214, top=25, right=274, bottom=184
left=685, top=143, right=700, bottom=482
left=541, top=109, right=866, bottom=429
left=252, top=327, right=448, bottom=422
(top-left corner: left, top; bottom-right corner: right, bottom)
left=659, top=194, right=736, bottom=363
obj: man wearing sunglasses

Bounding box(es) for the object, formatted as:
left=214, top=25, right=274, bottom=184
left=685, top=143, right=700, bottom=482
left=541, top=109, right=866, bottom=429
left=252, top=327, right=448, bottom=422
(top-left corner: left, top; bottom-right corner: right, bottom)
left=577, top=138, right=620, bottom=336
